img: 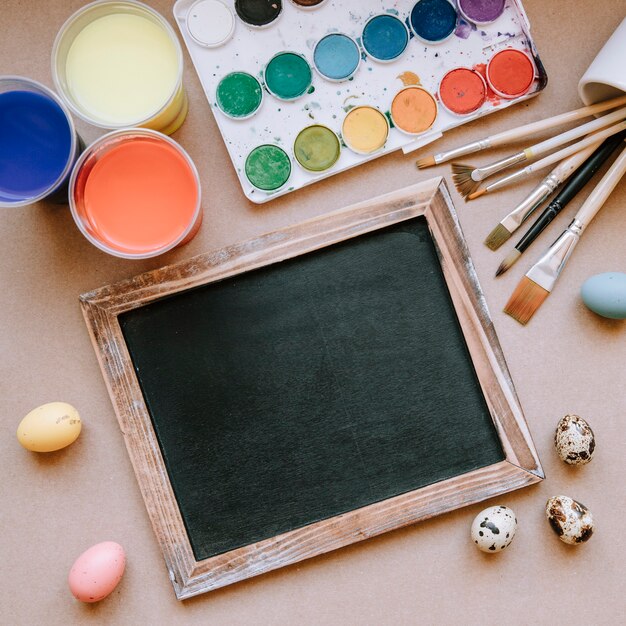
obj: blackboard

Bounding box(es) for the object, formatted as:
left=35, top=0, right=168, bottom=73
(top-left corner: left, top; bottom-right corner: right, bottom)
left=120, top=217, right=504, bottom=561
left=82, top=181, right=542, bottom=598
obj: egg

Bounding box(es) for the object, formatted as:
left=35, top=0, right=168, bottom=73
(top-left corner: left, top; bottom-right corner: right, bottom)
left=68, top=541, right=126, bottom=603
left=554, top=414, right=595, bottom=465
left=546, top=496, right=594, bottom=544
left=470, top=505, right=517, bottom=553
left=581, top=272, right=626, bottom=319
left=17, top=402, right=82, bottom=452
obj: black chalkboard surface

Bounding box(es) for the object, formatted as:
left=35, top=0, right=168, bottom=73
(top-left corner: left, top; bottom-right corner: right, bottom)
left=120, top=216, right=504, bottom=562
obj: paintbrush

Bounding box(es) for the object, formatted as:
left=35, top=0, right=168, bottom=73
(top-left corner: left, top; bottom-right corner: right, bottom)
left=496, top=131, right=626, bottom=275
left=484, top=142, right=601, bottom=251
left=503, top=143, right=626, bottom=325
left=467, top=119, right=626, bottom=200
left=451, top=105, right=626, bottom=197
left=416, top=94, right=626, bottom=169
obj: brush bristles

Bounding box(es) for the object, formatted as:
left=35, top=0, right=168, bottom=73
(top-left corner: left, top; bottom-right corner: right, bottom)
left=467, top=187, right=487, bottom=200
left=484, top=224, right=512, bottom=251
left=503, top=276, right=550, bottom=325
left=451, top=163, right=480, bottom=198
left=495, top=249, right=522, bottom=277
left=416, top=155, right=436, bottom=169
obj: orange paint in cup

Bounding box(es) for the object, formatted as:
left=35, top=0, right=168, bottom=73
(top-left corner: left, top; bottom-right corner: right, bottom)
left=486, top=49, right=535, bottom=99
left=439, top=67, right=487, bottom=115
left=390, top=86, right=438, bottom=135
left=70, top=129, right=201, bottom=258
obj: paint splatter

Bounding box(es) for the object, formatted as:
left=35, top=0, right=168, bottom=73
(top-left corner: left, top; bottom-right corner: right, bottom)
left=473, top=63, right=501, bottom=106
left=455, top=19, right=474, bottom=40
left=397, top=71, right=421, bottom=86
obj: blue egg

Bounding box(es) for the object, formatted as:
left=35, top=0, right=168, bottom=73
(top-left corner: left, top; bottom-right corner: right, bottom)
left=362, top=14, right=409, bottom=62
left=581, top=272, right=626, bottom=319
left=410, top=0, right=458, bottom=43
left=314, top=33, right=361, bottom=81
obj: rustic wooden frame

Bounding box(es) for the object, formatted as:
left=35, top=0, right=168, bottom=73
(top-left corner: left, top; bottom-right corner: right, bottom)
left=80, top=178, right=543, bottom=600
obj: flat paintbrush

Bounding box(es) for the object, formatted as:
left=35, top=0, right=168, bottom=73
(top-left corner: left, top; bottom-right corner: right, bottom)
left=415, top=94, right=626, bottom=169
left=467, top=119, right=626, bottom=200
left=504, top=143, right=626, bottom=325
left=452, top=105, right=626, bottom=197
left=497, top=131, right=626, bottom=275
left=484, top=141, right=600, bottom=251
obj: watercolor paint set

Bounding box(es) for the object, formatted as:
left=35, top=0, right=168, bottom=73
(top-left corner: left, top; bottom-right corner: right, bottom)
left=174, top=0, right=547, bottom=203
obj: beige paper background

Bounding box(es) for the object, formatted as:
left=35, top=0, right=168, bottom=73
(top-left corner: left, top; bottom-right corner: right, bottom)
left=1, top=1, right=625, bottom=623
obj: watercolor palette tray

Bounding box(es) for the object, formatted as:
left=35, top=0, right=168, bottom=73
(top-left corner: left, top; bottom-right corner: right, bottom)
left=173, top=0, right=547, bottom=203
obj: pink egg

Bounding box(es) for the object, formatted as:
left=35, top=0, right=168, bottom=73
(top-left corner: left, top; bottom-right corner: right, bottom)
left=68, top=541, right=126, bottom=603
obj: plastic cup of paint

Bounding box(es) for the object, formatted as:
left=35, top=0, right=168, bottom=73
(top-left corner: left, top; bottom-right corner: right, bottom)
left=457, top=0, right=506, bottom=26
left=216, top=72, right=263, bottom=120
left=313, top=33, right=361, bottom=83
left=0, top=76, right=80, bottom=208
left=52, top=0, right=187, bottom=135
left=390, top=86, right=438, bottom=136
left=69, top=129, right=202, bottom=259
left=361, top=14, right=410, bottom=63
left=264, top=52, right=313, bottom=101
left=293, top=125, right=341, bottom=172
left=342, top=106, right=390, bottom=155
left=409, top=0, right=458, bottom=45
left=245, top=144, right=292, bottom=192
left=486, top=48, right=536, bottom=99
left=186, top=0, right=236, bottom=48
left=438, top=67, right=487, bottom=116
left=235, top=0, right=283, bottom=28
left=289, top=0, right=328, bottom=9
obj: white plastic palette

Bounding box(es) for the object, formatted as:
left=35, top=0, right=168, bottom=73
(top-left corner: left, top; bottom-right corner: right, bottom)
left=173, top=0, right=547, bottom=203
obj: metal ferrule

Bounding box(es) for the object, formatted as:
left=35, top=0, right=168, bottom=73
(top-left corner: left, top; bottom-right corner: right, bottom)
left=434, top=138, right=492, bottom=164
left=500, top=173, right=562, bottom=232
left=526, top=226, right=581, bottom=293
left=472, top=151, right=527, bottom=182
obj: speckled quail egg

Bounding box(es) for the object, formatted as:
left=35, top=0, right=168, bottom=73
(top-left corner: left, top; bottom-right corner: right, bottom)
left=554, top=414, right=595, bottom=465
left=470, top=505, right=517, bottom=553
left=546, top=495, right=594, bottom=544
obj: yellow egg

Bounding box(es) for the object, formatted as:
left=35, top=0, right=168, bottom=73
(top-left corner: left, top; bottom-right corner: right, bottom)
left=17, top=402, right=82, bottom=452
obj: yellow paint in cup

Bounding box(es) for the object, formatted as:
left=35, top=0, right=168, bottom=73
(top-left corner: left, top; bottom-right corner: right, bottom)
left=342, top=106, right=389, bottom=154
left=52, top=1, right=187, bottom=134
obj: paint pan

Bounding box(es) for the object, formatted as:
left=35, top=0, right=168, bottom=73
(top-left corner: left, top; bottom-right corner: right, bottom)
left=342, top=106, right=390, bottom=155
left=69, top=129, right=202, bottom=259
left=457, top=0, right=506, bottom=25
left=186, top=0, right=235, bottom=48
left=235, top=0, right=282, bottom=28
left=313, top=34, right=361, bottom=82
left=486, top=48, right=536, bottom=99
left=293, top=125, right=341, bottom=172
left=409, top=0, right=458, bottom=44
left=290, top=0, right=327, bottom=8
left=0, top=76, right=80, bottom=207
left=216, top=72, right=263, bottom=119
left=245, top=144, right=292, bottom=191
left=390, top=86, right=438, bottom=135
left=264, top=52, right=313, bottom=101
left=438, top=67, right=487, bottom=115
left=52, top=1, right=187, bottom=135
left=361, top=14, right=410, bottom=63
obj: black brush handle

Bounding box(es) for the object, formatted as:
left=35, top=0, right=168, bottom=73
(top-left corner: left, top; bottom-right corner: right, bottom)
left=515, top=130, right=626, bottom=254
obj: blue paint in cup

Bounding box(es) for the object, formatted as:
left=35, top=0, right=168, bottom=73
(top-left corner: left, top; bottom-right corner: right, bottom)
left=313, top=33, right=361, bottom=81
left=0, top=77, right=79, bottom=207
left=410, top=0, right=458, bottom=44
left=362, top=14, right=409, bottom=62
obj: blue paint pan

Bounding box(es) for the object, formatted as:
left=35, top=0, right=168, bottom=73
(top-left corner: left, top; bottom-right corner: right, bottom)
left=313, top=33, right=361, bottom=81
left=361, top=14, right=410, bottom=63
left=409, top=0, right=458, bottom=44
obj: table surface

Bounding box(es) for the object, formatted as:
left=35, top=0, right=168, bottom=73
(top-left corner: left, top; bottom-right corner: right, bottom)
left=2, top=1, right=625, bottom=624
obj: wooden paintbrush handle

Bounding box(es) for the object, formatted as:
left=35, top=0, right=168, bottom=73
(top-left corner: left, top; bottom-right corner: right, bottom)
left=489, top=94, right=626, bottom=147
left=575, top=144, right=626, bottom=229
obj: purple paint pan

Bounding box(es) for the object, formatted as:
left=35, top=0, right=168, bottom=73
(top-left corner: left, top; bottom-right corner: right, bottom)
left=458, top=0, right=506, bottom=25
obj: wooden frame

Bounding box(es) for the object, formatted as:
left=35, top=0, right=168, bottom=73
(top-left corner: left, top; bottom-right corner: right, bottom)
left=80, top=178, right=543, bottom=600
